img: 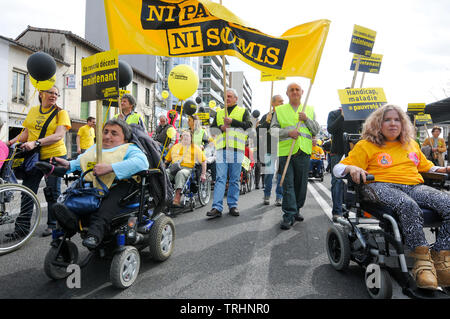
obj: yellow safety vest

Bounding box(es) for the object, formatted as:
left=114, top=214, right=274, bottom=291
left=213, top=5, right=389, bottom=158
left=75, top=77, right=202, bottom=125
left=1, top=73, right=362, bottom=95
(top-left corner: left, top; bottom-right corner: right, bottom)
left=193, top=128, right=205, bottom=146
left=215, top=106, right=247, bottom=151
left=275, top=103, right=314, bottom=156
left=114, top=112, right=142, bottom=125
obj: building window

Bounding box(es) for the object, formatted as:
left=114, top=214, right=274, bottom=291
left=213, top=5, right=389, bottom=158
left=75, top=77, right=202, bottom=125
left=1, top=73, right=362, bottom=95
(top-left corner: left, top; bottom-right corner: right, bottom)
left=12, top=70, right=27, bottom=104
left=145, top=88, right=150, bottom=106
left=80, top=102, right=90, bottom=120
left=132, top=81, right=138, bottom=99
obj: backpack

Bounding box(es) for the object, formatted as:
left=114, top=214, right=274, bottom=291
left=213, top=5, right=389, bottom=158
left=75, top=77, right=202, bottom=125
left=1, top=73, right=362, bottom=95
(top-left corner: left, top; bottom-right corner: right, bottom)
left=128, top=124, right=174, bottom=213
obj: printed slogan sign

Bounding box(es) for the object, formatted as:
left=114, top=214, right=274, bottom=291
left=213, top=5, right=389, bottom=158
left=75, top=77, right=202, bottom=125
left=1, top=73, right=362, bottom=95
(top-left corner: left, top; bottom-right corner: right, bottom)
left=338, top=88, right=387, bottom=121
left=350, top=53, right=383, bottom=74
left=407, top=103, right=426, bottom=115
left=81, top=50, right=119, bottom=102
left=349, top=25, right=376, bottom=57
left=104, top=0, right=330, bottom=79
left=414, top=113, right=433, bottom=126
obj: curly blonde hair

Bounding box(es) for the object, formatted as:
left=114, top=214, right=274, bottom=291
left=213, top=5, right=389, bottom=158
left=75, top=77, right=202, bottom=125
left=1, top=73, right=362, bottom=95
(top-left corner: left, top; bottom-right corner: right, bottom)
left=361, top=104, right=415, bottom=146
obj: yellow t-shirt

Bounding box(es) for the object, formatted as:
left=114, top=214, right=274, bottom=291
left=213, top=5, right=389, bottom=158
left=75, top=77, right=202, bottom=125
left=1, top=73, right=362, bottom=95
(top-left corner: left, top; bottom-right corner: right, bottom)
left=23, top=105, right=72, bottom=159
left=165, top=143, right=206, bottom=168
left=311, top=145, right=324, bottom=160
left=341, top=139, right=434, bottom=185
left=77, top=124, right=95, bottom=150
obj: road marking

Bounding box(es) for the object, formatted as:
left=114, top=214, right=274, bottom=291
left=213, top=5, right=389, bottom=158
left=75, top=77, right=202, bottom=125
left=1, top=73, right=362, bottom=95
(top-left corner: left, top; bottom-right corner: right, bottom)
left=308, top=181, right=333, bottom=220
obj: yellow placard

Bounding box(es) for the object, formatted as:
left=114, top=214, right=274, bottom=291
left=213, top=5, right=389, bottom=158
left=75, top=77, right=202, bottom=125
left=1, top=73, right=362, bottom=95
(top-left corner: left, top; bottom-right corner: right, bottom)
left=350, top=53, right=383, bottom=74
left=407, top=103, right=426, bottom=114
left=414, top=113, right=433, bottom=126
left=349, top=24, right=376, bottom=57
left=338, top=88, right=387, bottom=121
left=260, top=72, right=286, bottom=82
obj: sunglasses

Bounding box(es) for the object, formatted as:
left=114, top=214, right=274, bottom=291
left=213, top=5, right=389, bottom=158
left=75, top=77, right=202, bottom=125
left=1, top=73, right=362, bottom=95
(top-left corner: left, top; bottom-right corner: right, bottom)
left=43, top=90, right=60, bottom=97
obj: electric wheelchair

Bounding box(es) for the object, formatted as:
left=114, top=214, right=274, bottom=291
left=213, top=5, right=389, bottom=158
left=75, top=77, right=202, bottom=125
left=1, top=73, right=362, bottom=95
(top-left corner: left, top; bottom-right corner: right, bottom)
left=325, top=133, right=450, bottom=299
left=36, top=161, right=175, bottom=289
left=308, top=159, right=324, bottom=182
left=168, top=163, right=212, bottom=215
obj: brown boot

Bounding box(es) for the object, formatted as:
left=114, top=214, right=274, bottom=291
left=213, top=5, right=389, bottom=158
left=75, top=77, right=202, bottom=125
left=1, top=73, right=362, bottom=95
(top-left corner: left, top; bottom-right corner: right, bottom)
left=431, top=250, right=450, bottom=287
left=410, top=246, right=438, bottom=290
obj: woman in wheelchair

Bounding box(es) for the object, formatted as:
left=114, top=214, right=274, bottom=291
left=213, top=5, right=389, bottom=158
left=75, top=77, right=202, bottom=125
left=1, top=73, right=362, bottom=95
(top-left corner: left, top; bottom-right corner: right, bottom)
left=51, top=119, right=149, bottom=249
left=333, top=104, right=450, bottom=290
left=165, top=130, right=207, bottom=207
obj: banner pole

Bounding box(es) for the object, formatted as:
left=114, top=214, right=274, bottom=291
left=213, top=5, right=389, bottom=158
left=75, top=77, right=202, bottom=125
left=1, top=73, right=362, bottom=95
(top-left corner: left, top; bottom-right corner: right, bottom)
left=96, top=100, right=103, bottom=163
left=279, top=81, right=313, bottom=186
left=351, top=55, right=361, bottom=88
left=360, top=72, right=366, bottom=88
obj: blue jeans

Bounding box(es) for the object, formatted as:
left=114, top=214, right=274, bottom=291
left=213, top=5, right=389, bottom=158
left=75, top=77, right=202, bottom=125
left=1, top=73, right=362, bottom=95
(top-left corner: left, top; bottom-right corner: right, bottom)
left=212, top=149, right=244, bottom=212
left=309, top=159, right=323, bottom=174
left=263, top=154, right=283, bottom=199
left=330, top=154, right=344, bottom=215
left=20, top=156, right=65, bottom=230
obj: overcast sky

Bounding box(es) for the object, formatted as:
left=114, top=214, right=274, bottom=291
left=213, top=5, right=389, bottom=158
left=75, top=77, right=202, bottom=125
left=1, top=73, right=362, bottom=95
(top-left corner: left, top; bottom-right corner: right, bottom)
left=2, top=0, right=450, bottom=125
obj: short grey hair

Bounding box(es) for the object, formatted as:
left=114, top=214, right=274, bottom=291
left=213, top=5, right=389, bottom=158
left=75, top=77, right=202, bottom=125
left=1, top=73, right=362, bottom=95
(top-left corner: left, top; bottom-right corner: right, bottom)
left=103, top=118, right=132, bottom=141
left=121, top=93, right=136, bottom=109
left=227, top=88, right=238, bottom=98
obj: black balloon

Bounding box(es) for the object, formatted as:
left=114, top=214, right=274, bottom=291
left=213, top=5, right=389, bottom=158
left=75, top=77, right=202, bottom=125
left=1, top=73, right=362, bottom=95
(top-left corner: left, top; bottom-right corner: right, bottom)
left=195, top=96, right=202, bottom=104
left=27, top=51, right=56, bottom=81
left=198, top=106, right=206, bottom=113
left=183, top=100, right=197, bottom=116
left=252, top=110, right=260, bottom=118
left=118, top=60, right=133, bottom=87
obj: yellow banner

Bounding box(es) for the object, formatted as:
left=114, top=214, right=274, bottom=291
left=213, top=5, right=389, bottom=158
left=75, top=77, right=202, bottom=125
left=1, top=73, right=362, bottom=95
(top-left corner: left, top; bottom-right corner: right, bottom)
left=349, top=24, right=376, bottom=57
left=407, top=103, right=426, bottom=114
left=104, top=0, right=330, bottom=80
left=338, top=87, right=387, bottom=121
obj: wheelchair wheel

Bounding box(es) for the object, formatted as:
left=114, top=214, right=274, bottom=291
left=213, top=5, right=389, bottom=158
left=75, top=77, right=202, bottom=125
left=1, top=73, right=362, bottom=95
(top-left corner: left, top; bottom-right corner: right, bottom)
left=110, top=246, right=140, bottom=289
left=247, top=170, right=254, bottom=192
left=365, top=265, right=393, bottom=299
left=326, top=224, right=351, bottom=271
left=44, top=240, right=79, bottom=280
left=198, top=173, right=211, bottom=206
left=0, top=183, right=42, bottom=255
left=148, top=215, right=175, bottom=261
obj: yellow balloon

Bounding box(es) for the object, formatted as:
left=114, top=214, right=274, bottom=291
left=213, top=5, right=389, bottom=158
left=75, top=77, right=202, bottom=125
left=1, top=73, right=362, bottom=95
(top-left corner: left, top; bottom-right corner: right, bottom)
left=209, top=100, right=216, bottom=108
left=168, top=64, right=199, bottom=100
left=162, top=90, right=169, bottom=99
left=30, top=75, right=56, bottom=91
left=167, top=126, right=176, bottom=139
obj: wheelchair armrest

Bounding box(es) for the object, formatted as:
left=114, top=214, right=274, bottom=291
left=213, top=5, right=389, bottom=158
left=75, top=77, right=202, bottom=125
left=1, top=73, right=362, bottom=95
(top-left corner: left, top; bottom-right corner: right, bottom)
left=134, top=169, right=162, bottom=177
left=421, top=171, right=448, bottom=181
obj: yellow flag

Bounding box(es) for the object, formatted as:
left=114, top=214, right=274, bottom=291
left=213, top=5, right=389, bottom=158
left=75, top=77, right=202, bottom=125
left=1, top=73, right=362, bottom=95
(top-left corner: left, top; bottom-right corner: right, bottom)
left=104, top=0, right=330, bottom=79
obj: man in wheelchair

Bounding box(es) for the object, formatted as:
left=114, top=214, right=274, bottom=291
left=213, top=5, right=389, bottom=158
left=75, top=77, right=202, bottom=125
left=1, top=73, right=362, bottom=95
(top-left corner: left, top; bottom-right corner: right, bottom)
left=50, top=119, right=149, bottom=249
left=333, top=104, right=450, bottom=290
left=165, top=130, right=207, bottom=208
left=309, top=137, right=325, bottom=179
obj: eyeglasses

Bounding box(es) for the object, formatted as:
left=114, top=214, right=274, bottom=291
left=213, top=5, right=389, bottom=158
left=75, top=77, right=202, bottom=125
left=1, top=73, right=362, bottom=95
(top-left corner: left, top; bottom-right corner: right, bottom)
left=43, top=91, right=60, bottom=97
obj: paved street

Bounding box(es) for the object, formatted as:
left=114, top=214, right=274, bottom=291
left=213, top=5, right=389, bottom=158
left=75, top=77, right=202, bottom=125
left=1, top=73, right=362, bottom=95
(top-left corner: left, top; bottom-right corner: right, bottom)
left=0, top=172, right=407, bottom=300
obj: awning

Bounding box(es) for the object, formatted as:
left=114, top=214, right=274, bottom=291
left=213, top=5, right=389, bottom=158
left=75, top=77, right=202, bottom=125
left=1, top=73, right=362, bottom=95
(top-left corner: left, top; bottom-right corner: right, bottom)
left=425, top=97, right=450, bottom=124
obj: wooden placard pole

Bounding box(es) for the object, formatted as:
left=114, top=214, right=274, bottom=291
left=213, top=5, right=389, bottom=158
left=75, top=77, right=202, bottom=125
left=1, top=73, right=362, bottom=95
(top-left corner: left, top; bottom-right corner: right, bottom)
left=351, top=55, right=361, bottom=88
left=360, top=72, right=366, bottom=88
left=279, top=81, right=313, bottom=186
left=96, top=100, right=103, bottom=163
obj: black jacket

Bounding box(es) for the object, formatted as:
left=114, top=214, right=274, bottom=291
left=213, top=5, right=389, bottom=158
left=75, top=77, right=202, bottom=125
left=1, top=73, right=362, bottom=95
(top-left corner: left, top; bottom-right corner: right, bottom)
left=327, top=109, right=361, bottom=155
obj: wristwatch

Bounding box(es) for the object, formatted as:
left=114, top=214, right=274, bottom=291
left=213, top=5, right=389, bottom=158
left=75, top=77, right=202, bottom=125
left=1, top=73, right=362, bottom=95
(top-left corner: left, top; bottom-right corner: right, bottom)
left=35, top=140, right=41, bottom=147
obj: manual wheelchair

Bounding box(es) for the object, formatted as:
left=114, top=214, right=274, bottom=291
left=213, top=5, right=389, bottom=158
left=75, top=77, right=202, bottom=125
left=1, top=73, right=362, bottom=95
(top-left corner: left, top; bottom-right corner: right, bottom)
left=169, top=163, right=212, bottom=215
left=38, top=163, right=175, bottom=289
left=325, top=133, right=450, bottom=299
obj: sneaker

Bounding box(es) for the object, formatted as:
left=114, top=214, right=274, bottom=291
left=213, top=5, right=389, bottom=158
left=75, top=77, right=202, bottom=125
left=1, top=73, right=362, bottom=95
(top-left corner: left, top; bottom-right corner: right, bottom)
left=82, top=235, right=99, bottom=249
left=41, top=228, right=54, bottom=237
left=229, top=207, right=240, bottom=216
left=263, top=196, right=270, bottom=205
left=280, top=217, right=293, bottom=230
left=275, top=198, right=282, bottom=206
left=294, top=212, right=304, bottom=222
left=206, top=208, right=222, bottom=218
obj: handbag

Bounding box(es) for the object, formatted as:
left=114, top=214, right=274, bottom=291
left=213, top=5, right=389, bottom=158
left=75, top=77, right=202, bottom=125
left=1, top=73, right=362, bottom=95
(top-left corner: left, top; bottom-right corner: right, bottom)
left=13, top=107, right=59, bottom=179
left=62, top=169, right=109, bottom=215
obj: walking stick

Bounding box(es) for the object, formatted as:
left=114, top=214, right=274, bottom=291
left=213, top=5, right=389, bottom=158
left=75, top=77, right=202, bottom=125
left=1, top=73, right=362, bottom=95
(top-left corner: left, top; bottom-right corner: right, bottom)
left=279, top=81, right=313, bottom=186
